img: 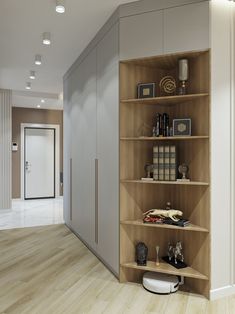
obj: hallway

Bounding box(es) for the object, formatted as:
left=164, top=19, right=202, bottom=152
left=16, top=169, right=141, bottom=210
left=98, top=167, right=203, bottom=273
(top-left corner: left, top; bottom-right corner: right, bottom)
left=0, top=224, right=233, bottom=314
left=0, top=198, right=63, bottom=230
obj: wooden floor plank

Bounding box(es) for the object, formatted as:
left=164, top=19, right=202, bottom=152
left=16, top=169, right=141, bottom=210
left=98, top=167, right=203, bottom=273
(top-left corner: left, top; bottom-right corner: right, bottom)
left=0, top=224, right=234, bottom=314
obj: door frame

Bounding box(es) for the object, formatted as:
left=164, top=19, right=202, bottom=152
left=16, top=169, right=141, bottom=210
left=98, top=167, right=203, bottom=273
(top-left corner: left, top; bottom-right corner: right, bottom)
left=20, top=123, right=60, bottom=200
left=24, top=127, right=56, bottom=200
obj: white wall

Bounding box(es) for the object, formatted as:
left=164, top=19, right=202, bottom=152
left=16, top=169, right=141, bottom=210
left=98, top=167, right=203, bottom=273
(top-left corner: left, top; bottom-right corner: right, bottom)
left=210, top=0, right=235, bottom=299
left=0, top=89, right=12, bottom=210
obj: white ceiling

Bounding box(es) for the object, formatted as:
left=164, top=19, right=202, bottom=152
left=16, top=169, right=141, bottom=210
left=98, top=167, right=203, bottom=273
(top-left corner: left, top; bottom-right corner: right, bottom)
left=0, top=0, right=137, bottom=110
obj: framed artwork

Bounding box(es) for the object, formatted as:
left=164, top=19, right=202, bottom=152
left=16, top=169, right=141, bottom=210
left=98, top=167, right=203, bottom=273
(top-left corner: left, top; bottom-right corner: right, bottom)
left=173, top=119, right=191, bottom=136
left=137, top=83, right=155, bottom=99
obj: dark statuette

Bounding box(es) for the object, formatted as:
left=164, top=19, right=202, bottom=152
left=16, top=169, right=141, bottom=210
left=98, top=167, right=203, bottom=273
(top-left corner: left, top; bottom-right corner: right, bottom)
left=136, top=242, right=148, bottom=266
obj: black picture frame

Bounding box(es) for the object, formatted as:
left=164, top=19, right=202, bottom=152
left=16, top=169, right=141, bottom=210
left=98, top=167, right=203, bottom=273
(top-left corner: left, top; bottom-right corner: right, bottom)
left=173, top=119, right=191, bottom=136
left=137, top=83, right=155, bottom=99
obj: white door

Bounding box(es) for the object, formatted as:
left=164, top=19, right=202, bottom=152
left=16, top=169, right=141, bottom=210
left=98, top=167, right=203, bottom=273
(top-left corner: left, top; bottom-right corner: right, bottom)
left=24, top=128, right=55, bottom=199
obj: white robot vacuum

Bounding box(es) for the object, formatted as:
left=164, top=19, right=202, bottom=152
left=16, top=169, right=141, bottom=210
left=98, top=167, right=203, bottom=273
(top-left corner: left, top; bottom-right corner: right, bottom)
left=143, top=272, right=179, bottom=294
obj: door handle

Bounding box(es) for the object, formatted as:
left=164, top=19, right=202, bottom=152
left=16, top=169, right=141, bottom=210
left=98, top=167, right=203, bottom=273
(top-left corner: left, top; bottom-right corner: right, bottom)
left=70, top=158, right=72, bottom=221
left=25, top=161, right=30, bottom=171
left=95, top=158, right=98, bottom=244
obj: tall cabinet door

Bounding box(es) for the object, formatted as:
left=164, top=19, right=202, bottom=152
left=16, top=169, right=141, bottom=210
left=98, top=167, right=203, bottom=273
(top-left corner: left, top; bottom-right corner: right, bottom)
left=97, top=23, right=119, bottom=275
left=164, top=1, right=209, bottom=54
left=63, top=77, right=72, bottom=224
left=71, top=49, right=97, bottom=250
left=119, top=10, right=163, bottom=60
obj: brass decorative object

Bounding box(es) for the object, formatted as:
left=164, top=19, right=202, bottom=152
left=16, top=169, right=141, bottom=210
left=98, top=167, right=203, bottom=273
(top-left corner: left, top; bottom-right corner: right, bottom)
left=159, top=76, right=176, bottom=95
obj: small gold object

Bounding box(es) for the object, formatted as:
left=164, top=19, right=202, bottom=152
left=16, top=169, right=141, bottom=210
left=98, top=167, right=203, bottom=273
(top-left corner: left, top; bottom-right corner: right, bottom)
left=159, top=76, right=176, bottom=95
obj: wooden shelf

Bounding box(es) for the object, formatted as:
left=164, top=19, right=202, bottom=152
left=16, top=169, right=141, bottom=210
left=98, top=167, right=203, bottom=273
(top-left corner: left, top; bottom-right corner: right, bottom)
left=121, top=179, right=209, bottom=186
left=121, top=219, right=209, bottom=233
left=121, top=261, right=208, bottom=280
left=121, top=93, right=209, bottom=105
left=120, top=50, right=211, bottom=298
left=120, top=136, right=209, bottom=141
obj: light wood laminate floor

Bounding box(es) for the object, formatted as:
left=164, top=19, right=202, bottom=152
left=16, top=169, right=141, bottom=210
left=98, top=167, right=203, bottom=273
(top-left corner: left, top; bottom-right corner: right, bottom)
left=0, top=224, right=234, bottom=314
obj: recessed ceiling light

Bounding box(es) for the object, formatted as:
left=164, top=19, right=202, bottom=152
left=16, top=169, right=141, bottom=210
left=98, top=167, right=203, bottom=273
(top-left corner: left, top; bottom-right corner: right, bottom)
left=25, top=82, right=31, bottom=90
left=56, top=0, right=65, bottom=13
left=37, top=105, right=41, bottom=108
left=35, top=54, right=42, bottom=65
left=29, top=70, right=36, bottom=79
left=41, top=99, right=45, bottom=103
left=43, top=32, right=51, bottom=45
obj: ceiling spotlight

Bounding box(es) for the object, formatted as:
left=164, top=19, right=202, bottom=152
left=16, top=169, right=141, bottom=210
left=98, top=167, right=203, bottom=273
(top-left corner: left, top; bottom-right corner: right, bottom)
left=41, top=99, right=45, bottom=103
left=43, top=32, right=51, bottom=45
left=29, top=70, right=36, bottom=79
left=37, top=105, right=41, bottom=108
left=35, top=54, right=42, bottom=65
left=56, top=0, right=65, bottom=13
left=25, top=82, right=31, bottom=90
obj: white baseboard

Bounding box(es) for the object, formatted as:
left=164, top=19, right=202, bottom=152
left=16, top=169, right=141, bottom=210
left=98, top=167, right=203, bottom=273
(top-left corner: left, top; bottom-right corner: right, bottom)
left=210, top=285, right=235, bottom=300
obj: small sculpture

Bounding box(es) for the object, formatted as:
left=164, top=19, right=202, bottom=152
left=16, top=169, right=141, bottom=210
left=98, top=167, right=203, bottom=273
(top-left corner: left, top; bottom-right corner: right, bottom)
left=156, top=245, right=160, bottom=266
left=177, top=164, right=190, bottom=182
left=141, top=164, right=154, bottom=181
left=136, top=242, right=148, bottom=266
left=143, top=209, right=183, bottom=222
left=167, top=243, right=174, bottom=262
left=163, top=241, right=187, bottom=269
left=173, top=241, right=184, bottom=265
left=145, top=163, right=153, bottom=178
left=166, top=202, right=171, bottom=210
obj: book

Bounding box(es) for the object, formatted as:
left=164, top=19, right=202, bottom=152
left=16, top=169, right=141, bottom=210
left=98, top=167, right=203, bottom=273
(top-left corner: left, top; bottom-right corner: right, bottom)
left=170, top=145, right=177, bottom=181
left=153, top=145, right=159, bottom=181
left=158, top=146, right=164, bottom=181
left=164, top=145, right=170, bottom=181
left=163, top=218, right=190, bottom=227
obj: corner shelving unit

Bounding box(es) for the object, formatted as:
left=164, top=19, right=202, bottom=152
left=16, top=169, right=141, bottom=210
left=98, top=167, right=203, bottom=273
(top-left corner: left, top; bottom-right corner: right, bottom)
left=119, top=50, right=210, bottom=298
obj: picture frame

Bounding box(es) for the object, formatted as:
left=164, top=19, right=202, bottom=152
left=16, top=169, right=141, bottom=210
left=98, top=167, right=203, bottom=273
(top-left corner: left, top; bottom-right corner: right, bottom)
left=173, top=119, right=191, bottom=136
left=137, top=83, right=155, bottom=99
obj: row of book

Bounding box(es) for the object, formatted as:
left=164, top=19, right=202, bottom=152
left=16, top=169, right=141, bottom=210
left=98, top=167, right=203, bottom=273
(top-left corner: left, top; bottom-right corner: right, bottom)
left=153, top=145, right=177, bottom=181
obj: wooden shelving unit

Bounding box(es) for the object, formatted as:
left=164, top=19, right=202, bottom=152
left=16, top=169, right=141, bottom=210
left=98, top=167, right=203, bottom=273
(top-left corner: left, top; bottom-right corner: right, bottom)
left=121, top=261, right=208, bottom=280
left=121, top=93, right=209, bottom=105
left=121, top=220, right=209, bottom=233
left=119, top=50, right=211, bottom=298
left=120, top=136, right=209, bottom=141
left=121, top=179, right=209, bottom=186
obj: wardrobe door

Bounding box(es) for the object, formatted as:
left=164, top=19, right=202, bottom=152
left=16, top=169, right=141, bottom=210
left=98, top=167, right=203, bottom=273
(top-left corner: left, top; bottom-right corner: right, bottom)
left=97, top=23, right=119, bottom=275
left=71, top=49, right=97, bottom=250
left=63, top=77, right=72, bottom=225
left=164, top=1, right=209, bottom=54
left=119, top=10, right=163, bottom=60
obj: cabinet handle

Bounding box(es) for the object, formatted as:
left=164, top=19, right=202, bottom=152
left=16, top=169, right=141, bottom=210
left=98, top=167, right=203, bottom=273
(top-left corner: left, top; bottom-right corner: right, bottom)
left=70, top=158, right=72, bottom=221
left=95, top=158, right=98, bottom=244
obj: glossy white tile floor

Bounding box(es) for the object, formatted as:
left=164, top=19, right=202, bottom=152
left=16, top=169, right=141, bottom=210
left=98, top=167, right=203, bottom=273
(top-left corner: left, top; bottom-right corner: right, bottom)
left=0, top=197, right=64, bottom=230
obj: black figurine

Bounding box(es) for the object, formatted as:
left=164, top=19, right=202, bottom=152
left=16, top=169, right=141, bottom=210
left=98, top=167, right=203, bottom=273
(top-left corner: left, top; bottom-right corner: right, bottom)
left=136, top=242, right=148, bottom=266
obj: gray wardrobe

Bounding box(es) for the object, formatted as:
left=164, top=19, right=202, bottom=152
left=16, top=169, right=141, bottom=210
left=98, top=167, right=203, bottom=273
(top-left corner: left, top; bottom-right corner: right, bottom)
left=64, top=22, right=119, bottom=275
